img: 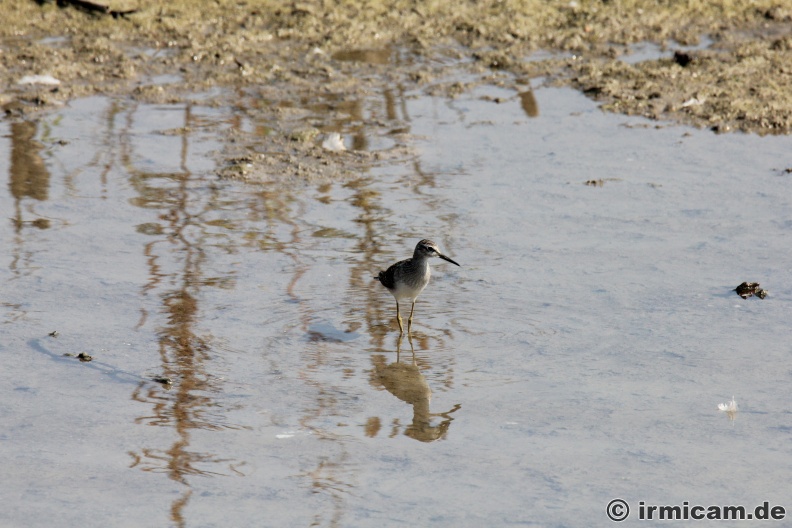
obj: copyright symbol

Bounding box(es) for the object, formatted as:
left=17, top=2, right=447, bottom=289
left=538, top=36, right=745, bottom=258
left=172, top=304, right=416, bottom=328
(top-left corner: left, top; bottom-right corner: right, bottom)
left=607, top=498, right=629, bottom=522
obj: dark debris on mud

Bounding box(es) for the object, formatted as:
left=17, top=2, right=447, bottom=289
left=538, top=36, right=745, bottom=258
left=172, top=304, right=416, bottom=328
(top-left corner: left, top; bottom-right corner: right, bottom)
left=734, top=282, right=769, bottom=299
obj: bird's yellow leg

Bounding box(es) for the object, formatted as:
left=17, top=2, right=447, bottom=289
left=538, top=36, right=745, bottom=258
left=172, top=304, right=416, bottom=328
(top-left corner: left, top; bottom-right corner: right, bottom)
left=407, top=301, right=416, bottom=334
left=396, top=301, right=404, bottom=334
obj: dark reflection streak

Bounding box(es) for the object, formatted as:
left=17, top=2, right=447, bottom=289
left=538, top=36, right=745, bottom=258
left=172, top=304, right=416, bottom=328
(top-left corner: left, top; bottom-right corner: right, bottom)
left=123, top=101, right=162, bottom=329
left=397, top=83, right=410, bottom=122
left=171, top=489, right=192, bottom=527
left=98, top=99, right=123, bottom=199
left=519, top=89, right=539, bottom=118
left=122, top=101, right=242, bottom=527
left=61, top=101, right=122, bottom=197
left=134, top=241, right=160, bottom=331
left=348, top=99, right=368, bottom=151
left=346, top=176, right=386, bottom=349
left=9, top=121, right=49, bottom=203
left=160, top=101, right=202, bottom=521
left=7, top=120, right=50, bottom=290
left=411, top=159, right=435, bottom=192
left=383, top=89, right=397, bottom=122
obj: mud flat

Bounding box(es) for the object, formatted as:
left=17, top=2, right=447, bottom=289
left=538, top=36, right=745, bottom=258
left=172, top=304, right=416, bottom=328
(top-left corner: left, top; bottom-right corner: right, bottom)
left=2, top=0, right=791, bottom=138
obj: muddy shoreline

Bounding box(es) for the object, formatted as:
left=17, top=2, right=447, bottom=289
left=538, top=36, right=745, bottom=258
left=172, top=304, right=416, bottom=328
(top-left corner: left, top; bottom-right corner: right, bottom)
left=2, top=0, right=790, bottom=139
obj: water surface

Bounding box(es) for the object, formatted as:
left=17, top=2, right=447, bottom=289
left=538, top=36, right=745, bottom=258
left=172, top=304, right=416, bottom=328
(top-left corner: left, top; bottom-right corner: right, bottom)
left=2, top=71, right=791, bottom=527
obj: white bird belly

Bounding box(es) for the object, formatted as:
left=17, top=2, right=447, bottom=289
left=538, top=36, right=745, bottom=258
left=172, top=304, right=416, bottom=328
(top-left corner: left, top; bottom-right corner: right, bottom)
left=390, top=265, right=430, bottom=302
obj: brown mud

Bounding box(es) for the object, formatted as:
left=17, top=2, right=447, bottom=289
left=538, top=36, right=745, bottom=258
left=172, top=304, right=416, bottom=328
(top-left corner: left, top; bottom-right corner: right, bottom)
left=1, top=0, right=790, bottom=179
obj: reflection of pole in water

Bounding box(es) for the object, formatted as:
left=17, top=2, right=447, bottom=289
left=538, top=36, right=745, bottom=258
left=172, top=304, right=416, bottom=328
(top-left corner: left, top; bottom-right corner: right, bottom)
left=9, top=121, right=50, bottom=201
left=9, top=120, right=51, bottom=232
left=519, top=89, right=539, bottom=118
left=123, top=100, right=244, bottom=526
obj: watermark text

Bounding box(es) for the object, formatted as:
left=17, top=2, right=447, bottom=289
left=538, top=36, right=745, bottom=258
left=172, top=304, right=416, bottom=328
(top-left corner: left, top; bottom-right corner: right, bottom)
left=607, top=499, right=785, bottom=522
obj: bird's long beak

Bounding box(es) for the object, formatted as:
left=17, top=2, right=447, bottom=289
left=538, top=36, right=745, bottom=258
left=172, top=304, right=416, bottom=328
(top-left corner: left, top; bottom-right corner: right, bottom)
left=439, top=254, right=460, bottom=267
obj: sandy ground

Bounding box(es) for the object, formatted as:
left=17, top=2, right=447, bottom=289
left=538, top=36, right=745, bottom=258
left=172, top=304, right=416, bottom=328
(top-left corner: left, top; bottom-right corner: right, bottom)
left=1, top=0, right=791, bottom=138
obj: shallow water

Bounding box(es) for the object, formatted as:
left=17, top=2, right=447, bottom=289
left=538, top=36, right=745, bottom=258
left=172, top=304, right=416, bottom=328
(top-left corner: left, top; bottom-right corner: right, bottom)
left=2, top=69, right=792, bottom=527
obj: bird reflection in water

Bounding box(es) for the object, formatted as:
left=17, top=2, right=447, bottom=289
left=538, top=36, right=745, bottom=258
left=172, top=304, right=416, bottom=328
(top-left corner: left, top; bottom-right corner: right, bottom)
left=370, top=335, right=460, bottom=442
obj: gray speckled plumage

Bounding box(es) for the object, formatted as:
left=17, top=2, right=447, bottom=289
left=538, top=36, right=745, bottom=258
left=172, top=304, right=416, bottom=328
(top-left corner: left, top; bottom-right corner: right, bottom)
left=376, top=239, right=460, bottom=334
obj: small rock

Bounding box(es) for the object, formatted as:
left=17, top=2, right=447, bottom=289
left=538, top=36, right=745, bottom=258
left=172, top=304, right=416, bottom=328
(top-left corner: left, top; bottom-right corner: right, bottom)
left=18, top=74, right=61, bottom=86
left=321, top=132, right=346, bottom=152
left=673, top=51, right=693, bottom=67
left=733, top=282, right=768, bottom=299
